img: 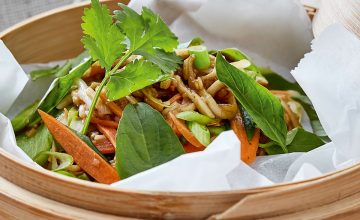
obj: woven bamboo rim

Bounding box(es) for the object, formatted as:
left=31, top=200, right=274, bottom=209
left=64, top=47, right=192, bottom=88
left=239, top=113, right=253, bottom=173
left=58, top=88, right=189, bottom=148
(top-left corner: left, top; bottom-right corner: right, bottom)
left=1, top=1, right=360, bottom=219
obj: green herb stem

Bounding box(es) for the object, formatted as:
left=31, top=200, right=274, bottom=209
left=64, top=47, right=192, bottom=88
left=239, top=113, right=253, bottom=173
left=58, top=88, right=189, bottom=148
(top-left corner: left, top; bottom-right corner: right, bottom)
left=81, top=52, right=131, bottom=134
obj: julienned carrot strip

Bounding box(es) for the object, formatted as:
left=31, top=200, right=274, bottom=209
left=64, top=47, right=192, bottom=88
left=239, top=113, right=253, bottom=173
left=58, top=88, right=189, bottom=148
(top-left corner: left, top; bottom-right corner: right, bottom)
left=91, top=117, right=118, bottom=129
left=96, top=124, right=117, bottom=148
left=38, top=110, right=119, bottom=184
left=183, top=142, right=205, bottom=153
left=100, top=92, right=123, bottom=117
left=168, top=112, right=204, bottom=148
left=166, top=117, right=181, bottom=137
left=168, top=93, right=182, bottom=104
left=231, top=112, right=260, bottom=164
left=93, top=138, right=115, bottom=154
left=246, top=129, right=260, bottom=163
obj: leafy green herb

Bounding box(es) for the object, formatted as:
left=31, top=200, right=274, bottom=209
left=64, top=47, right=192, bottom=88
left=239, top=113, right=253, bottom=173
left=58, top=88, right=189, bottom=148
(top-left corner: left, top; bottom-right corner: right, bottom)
left=115, top=4, right=181, bottom=73
left=81, top=0, right=126, bottom=70
left=216, top=53, right=288, bottom=152
left=107, top=60, right=163, bottom=101
left=30, top=65, right=60, bottom=81
left=221, top=48, right=257, bottom=71
left=261, top=127, right=325, bottom=155
left=116, top=103, right=184, bottom=178
left=176, top=111, right=218, bottom=125
left=35, top=151, right=74, bottom=171
left=178, top=37, right=204, bottom=49
left=29, top=51, right=90, bottom=81
left=11, top=100, right=39, bottom=132
left=221, top=48, right=249, bottom=61
left=292, top=93, right=328, bottom=139
left=260, top=68, right=305, bottom=95
left=187, top=121, right=211, bottom=146
left=80, top=1, right=181, bottom=134
left=12, top=57, right=91, bottom=132
left=16, top=124, right=53, bottom=164
left=220, top=48, right=267, bottom=85
left=32, top=58, right=92, bottom=125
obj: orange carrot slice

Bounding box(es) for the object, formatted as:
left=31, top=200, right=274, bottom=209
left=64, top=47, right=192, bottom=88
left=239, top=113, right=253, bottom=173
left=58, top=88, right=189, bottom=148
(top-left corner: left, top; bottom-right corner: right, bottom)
left=168, top=93, right=182, bottom=104
left=183, top=142, right=205, bottom=153
left=231, top=112, right=260, bottom=164
left=96, top=124, right=117, bottom=147
left=38, top=110, right=119, bottom=184
left=91, top=117, right=118, bottom=129
left=168, top=112, right=204, bottom=148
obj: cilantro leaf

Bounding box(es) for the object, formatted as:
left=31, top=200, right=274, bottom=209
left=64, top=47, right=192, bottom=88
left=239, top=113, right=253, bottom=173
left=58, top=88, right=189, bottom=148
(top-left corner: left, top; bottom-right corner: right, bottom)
left=81, top=0, right=126, bottom=70
left=107, top=60, right=163, bottom=101
left=114, top=4, right=181, bottom=73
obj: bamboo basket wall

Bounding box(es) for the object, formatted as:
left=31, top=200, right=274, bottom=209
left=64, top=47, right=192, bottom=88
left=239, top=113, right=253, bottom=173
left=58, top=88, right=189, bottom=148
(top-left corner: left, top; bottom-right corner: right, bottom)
left=1, top=1, right=360, bottom=219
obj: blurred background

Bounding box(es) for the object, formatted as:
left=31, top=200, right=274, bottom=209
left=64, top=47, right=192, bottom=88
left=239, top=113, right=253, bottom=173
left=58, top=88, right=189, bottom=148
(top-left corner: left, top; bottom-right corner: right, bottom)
left=0, top=0, right=87, bottom=31
left=0, top=0, right=319, bottom=32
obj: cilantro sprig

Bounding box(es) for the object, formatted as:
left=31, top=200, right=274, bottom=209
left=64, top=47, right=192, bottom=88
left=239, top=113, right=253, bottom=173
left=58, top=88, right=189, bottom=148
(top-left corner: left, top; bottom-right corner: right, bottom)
left=80, top=0, right=180, bottom=134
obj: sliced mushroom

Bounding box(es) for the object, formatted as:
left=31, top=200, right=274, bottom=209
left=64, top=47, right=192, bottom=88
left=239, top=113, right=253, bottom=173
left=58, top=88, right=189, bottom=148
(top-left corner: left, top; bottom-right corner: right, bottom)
left=207, top=80, right=225, bottom=96
left=201, top=69, right=217, bottom=88
left=142, top=87, right=168, bottom=112
left=183, top=55, right=200, bottom=90
left=196, top=78, right=238, bottom=119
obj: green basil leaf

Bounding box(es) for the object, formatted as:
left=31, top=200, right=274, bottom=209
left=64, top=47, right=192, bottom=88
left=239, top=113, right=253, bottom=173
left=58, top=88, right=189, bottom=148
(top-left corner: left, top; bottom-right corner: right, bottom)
left=216, top=53, right=288, bottom=152
left=187, top=121, right=211, bottom=146
left=107, top=60, right=163, bottom=101
left=221, top=48, right=249, bottom=61
left=262, top=127, right=325, bottom=155
left=11, top=100, right=39, bottom=133
left=291, top=94, right=328, bottom=139
left=56, top=51, right=90, bottom=78
left=260, top=68, right=305, bottom=95
left=29, top=51, right=90, bottom=81
left=16, top=124, right=53, bottom=164
left=30, top=65, right=60, bottom=81
left=116, top=103, right=184, bottom=178
left=28, top=58, right=92, bottom=126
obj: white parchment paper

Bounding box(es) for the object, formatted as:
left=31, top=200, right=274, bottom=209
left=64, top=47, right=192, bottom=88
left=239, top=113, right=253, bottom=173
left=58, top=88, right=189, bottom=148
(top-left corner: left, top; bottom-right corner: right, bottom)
left=1, top=0, right=359, bottom=192
left=0, top=41, right=28, bottom=114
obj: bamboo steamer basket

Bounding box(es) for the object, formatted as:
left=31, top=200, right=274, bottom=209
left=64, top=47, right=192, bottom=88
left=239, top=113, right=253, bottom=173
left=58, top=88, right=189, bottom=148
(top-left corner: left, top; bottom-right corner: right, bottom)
left=313, top=0, right=360, bottom=38
left=1, top=1, right=360, bottom=219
